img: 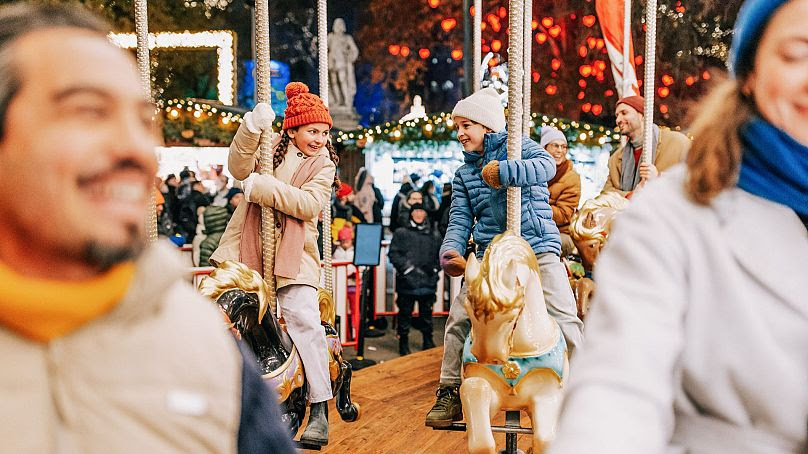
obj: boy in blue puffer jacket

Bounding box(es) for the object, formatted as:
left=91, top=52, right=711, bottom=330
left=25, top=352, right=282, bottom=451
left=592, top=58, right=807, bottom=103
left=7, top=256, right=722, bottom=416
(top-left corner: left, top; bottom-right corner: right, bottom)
left=425, top=87, right=584, bottom=427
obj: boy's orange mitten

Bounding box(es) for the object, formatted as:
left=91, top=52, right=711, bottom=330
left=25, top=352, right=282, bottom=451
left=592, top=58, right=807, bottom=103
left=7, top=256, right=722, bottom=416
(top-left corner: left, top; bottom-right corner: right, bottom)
left=481, top=161, right=502, bottom=189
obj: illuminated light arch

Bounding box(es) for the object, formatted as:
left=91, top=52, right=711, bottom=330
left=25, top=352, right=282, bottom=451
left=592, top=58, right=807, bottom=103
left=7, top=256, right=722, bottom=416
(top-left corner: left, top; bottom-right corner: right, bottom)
left=109, top=31, right=236, bottom=105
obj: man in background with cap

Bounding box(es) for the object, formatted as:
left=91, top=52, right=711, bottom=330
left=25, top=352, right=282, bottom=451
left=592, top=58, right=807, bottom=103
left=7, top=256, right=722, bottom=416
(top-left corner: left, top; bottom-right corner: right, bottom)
left=603, top=96, right=690, bottom=196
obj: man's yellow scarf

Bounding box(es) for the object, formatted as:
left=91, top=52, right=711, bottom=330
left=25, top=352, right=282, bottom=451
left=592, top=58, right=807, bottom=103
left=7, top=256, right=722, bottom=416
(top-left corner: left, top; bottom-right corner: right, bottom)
left=0, top=261, right=135, bottom=342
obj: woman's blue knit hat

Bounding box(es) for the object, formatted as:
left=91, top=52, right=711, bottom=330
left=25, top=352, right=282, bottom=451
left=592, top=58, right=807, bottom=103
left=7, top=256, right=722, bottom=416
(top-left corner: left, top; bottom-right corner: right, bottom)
left=730, top=0, right=790, bottom=78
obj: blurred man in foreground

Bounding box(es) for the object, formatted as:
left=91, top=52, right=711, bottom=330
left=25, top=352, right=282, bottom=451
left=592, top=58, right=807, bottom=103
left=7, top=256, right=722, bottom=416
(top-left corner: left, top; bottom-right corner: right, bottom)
left=0, top=4, right=293, bottom=452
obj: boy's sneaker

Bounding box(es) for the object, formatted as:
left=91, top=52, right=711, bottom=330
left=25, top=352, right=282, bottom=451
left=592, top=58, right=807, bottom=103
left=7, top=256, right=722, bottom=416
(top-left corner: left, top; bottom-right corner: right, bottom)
left=424, top=385, right=463, bottom=427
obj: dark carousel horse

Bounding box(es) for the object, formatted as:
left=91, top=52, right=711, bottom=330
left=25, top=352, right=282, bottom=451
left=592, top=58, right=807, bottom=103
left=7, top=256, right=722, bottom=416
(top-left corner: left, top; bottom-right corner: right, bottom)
left=199, top=260, right=360, bottom=435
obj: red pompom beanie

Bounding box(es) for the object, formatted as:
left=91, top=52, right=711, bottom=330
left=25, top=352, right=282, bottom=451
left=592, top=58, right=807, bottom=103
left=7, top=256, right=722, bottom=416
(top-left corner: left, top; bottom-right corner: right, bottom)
left=282, top=82, right=333, bottom=129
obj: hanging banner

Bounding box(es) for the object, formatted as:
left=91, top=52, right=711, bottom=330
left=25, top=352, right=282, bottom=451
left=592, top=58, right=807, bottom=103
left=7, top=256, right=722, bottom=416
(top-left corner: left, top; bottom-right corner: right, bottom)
left=595, top=0, right=640, bottom=98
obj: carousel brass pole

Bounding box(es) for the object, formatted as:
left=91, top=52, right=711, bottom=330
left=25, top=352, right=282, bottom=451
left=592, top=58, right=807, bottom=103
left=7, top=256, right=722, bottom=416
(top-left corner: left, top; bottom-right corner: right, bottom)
left=134, top=0, right=157, bottom=243
left=506, top=0, right=524, bottom=234
left=641, top=0, right=657, bottom=166
left=318, top=0, right=334, bottom=298
left=254, top=0, right=277, bottom=300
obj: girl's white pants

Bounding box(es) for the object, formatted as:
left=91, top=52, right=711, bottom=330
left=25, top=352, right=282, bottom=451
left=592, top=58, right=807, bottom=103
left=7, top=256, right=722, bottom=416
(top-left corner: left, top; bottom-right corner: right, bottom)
left=277, top=284, right=333, bottom=403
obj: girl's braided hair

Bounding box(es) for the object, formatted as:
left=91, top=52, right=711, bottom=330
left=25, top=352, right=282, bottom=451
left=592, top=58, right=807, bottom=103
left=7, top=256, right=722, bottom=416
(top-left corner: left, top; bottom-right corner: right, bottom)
left=274, top=129, right=340, bottom=189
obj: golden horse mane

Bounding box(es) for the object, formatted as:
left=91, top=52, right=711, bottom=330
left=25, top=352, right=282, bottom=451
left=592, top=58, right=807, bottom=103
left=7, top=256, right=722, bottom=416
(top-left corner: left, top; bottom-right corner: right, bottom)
left=198, top=261, right=271, bottom=323
left=467, top=232, right=539, bottom=322
left=569, top=192, right=629, bottom=243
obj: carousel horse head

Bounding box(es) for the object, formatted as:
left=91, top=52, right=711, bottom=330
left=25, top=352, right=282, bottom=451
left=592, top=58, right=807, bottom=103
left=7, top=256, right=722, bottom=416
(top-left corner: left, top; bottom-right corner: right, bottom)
left=199, top=260, right=271, bottom=330
left=464, top=231, right=553, bottom=364
left=199, top=261, right=293, bottom=374
left=569, top=192, right=629, bottom=272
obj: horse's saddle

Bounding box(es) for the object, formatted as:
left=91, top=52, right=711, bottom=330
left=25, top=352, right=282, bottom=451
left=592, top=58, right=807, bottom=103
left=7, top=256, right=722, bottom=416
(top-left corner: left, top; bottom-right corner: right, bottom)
left=462, top=329, right=567, bottom=388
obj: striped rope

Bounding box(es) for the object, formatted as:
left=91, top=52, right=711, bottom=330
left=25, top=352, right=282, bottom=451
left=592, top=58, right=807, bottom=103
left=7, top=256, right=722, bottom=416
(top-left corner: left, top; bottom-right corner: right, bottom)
left=623, top=0, right=633, bottom=97
left=254, top=0, right=277, bottom=301
left=318, top=0, right=333, bottom=295
left=506, top=0, right=524, bottom=234
left=134, top=0, right=157, bottom=243
left=522, top=0, right=532, bottom=135
left=642, top=0, right=657, bottom=165
left=473, top=0, right=482, bottom=92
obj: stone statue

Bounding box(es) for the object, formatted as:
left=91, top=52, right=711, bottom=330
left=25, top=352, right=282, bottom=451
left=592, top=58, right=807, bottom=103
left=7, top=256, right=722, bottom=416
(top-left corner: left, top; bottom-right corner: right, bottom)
left=328, top=18, right=359, bottom=109
left=400, top=95, right=428, bottom=122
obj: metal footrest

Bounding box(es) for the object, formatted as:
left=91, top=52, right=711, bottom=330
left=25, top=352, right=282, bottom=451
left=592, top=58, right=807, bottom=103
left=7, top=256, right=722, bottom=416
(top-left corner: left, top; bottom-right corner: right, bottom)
left=431, top=422, right=533, bottom=435
left=429, top=410, right=533, bottom=435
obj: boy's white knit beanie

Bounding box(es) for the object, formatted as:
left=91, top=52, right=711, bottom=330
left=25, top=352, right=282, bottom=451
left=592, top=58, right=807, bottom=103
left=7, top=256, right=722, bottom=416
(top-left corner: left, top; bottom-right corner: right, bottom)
left=451, top=87, right=506, bottom=132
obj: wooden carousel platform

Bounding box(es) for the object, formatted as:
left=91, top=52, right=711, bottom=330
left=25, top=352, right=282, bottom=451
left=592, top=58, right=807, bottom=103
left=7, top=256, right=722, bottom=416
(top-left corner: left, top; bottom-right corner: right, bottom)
left=309, top=347, right=534, bottom=453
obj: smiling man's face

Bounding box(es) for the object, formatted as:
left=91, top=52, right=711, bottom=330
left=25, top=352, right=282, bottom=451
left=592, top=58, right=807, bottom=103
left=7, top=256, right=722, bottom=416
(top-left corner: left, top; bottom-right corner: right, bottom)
left=0, top=28, right=157, bottom=273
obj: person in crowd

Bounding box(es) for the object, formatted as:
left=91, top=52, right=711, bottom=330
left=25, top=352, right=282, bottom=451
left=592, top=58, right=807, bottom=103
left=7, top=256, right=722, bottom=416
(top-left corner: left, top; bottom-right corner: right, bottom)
left=155, top=189, right=176, bottom=238
left=353, top=167, right=384, bottom=224
left=199, top=204, right=231, bottom=266
left=332, top=182, right=365, bottom=244
left=160, top=173, right=177, bottom=220
left=211, top=82, right=339, bottom=445
left=395, top=190, right=424, bottom=230
left=541, top=126, right=581, bottom=257
left=333, top=225, right=356, bottom=288
left=436, top=182, right=453, bottom=237
left=225, top=187, right=244, bottom=213
left=409, top=172, right=422, bottom=188
left=424, top=87, right=583, bottom=428
left=388, top=203, right=441, bottom=356
left=175, top=179, right=210, bottom=242
left=419, top=180, right=440, bottom=228
left=602, top=95, right=690, bottom=196
left=389, top=180, right=413, bottom=232
left=0, top=4, right=294, bottom=452
left=332, top=182, right=366, bottom=223
left=550, top=0, right=807, bottom=451
left=211, top=174, right=231, bottom=207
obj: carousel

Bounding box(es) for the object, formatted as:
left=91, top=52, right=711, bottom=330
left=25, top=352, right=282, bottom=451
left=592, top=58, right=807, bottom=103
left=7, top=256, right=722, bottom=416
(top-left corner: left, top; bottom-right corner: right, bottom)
left=133, top=0, right=660, bottom=452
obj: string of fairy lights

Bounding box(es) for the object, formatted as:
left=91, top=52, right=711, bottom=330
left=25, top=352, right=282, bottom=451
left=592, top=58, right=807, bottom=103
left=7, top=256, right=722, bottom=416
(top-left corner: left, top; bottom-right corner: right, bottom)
left=333, top=112, right=624, bottom=149
left=159, top=99, right=629, bottom=149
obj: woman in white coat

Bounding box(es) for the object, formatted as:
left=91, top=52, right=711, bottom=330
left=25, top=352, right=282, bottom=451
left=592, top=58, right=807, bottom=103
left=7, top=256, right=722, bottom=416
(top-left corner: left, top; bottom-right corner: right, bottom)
left=549, top=1, right=808, bottom=452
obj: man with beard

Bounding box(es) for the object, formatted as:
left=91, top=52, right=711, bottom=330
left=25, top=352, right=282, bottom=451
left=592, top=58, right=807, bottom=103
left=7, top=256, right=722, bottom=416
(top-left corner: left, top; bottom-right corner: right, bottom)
left=0, top=4, right=293, bottom=452
left=602, top=96, right=690, bottom=196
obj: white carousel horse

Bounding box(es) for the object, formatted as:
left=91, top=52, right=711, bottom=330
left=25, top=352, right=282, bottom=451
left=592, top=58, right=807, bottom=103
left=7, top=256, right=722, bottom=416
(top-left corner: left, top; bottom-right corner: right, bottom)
left=461, top=232, right=568, bottom=454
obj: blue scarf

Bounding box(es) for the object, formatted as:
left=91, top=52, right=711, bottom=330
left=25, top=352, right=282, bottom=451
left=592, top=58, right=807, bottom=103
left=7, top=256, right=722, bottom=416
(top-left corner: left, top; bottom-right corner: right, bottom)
left=738, top=118, right=808, bottom=227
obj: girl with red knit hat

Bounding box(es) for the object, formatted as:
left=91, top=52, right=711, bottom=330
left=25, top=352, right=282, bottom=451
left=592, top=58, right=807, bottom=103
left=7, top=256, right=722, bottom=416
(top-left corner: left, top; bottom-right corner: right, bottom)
left=210, top=82, right=338, bottom=445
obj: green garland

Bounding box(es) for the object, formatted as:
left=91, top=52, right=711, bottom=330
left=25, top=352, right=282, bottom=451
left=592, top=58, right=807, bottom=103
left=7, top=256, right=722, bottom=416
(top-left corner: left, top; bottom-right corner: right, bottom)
left=335, top=112, right=622, bottom=150
left=159, top=98, right=622, bottom=150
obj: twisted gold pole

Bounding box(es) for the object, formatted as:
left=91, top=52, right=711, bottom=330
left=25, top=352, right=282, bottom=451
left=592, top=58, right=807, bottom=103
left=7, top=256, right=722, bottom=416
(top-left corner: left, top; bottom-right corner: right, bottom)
left=642, top=0, right=657, bottom=165
left=318, top=0, right=333, bottom=296
left=506, top=0, right=524, bottom=234
left=134, top=0, right=157, bottom=243
left=254, top=0, right=276, bottom=300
